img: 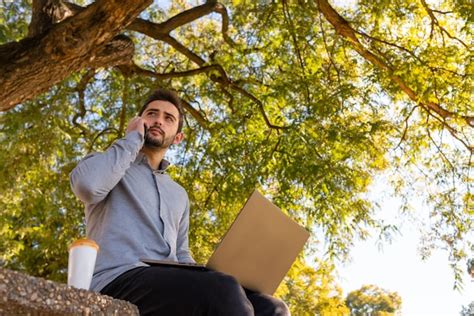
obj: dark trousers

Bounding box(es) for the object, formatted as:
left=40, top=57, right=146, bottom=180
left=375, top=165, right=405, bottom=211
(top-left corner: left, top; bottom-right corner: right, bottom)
left=100, top=266, right=290, bottom=316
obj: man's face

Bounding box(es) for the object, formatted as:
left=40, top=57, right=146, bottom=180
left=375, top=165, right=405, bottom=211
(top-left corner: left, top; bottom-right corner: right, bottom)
left=141, top=100, right=183, bottom=149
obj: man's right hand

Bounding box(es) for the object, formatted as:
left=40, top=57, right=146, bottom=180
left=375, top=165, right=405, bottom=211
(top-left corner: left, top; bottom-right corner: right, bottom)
left=126, top=117, right=147, bottom=137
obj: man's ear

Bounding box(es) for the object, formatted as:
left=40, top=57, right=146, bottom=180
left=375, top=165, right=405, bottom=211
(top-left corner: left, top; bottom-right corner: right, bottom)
left=173, top=132, right=184, bottom=145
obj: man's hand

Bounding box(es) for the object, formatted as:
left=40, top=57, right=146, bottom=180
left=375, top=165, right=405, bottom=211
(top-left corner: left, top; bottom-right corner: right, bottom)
left=126, top=117, right=147, bottom=137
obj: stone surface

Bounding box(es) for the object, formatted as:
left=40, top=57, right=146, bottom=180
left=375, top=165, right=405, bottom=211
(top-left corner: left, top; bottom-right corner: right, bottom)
left=0, top=268, right=138, bottom=315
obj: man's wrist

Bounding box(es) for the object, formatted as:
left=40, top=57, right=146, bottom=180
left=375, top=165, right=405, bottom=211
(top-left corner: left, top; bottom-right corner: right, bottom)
left=123, top=130, right=145, bottom=153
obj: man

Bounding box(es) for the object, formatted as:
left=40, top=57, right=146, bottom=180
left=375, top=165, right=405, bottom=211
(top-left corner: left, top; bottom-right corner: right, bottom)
left=70, top=88, right=290, bottom=315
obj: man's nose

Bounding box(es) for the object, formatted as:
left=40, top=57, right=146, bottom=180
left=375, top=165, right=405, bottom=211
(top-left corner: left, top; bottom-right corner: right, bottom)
left=151, top=115, right=163, bottom=126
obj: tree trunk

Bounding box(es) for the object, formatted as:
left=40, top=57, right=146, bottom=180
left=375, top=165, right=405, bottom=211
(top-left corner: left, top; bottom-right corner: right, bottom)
left=0, top=0, right=152, bottom=111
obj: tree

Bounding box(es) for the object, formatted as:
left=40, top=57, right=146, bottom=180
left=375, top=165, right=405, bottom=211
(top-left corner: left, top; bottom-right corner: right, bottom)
left=0, top=0, right=472, bottom=306
left=278, top=259, right=350, bottom=315
left=460, top=260, right=474, bottom=316
left=467, top=258, right=474, bottom=278
left=460, top=301, right=474, bottom=316
left=345, top=284, right=402, bottom=316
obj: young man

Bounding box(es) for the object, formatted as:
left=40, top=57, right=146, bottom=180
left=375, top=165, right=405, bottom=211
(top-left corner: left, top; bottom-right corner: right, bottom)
left=70, top=88, right=290, bottom=315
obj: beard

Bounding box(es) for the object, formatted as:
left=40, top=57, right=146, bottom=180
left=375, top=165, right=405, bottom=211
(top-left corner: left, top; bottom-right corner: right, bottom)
left=144, top=127, right=175, bottom=149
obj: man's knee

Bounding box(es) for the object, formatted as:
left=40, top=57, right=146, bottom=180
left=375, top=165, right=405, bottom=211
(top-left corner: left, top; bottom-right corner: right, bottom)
left=202, top=272, right=253, bottom=315
left=246, top=290, right=291, bottom=316
left=270, top=298, right=290, bottom=316
left=221, top=274, right=243, bottom=293
left=206, top=273, right=246, bottom=301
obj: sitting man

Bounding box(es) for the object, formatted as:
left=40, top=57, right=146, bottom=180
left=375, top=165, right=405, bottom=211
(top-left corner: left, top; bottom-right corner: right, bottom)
left=70, top=88, right=290, bottom=315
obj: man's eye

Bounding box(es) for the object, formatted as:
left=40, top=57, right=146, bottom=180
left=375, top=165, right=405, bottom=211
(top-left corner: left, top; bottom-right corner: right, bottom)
left=166, top=117, right=173, bottom=121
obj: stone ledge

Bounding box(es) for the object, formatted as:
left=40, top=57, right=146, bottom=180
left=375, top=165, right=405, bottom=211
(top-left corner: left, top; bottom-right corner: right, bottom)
left=0, top=268, right=138, bottom=315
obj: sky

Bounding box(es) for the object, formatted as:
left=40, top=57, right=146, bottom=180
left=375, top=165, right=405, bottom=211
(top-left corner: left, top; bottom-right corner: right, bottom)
left=336, top=180, right=473, bottom=316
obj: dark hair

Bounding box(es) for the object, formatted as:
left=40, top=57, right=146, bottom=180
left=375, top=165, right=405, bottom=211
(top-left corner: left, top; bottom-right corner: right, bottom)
left=139, top=88, right=185, bottom=133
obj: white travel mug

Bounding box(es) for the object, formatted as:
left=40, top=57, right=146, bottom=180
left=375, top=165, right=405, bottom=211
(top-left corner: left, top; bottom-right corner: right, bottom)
left=67, top=238, right=99, bottom=290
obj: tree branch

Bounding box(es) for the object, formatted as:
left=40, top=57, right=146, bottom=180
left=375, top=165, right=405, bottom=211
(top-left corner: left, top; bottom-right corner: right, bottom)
left=212, top=2, right=236, bottom=47
left=157, top=1, right=217, bottom=34
left=126, top=1, right=235, bottom=46
left=181, top=99, right=211, bottom=130
left=153, top=31, right=288, bottom=130
left=119, top=77, right=129, bottom=138
left=72, top=69, right=95, bottom=137
left=356, top=30, right=424, bottom=64
left=315, top=0, right=473, bottom=151
left=425, top=116, right=455, bottom=170
left=419, top=0, right=469, bottom=49
left=89, top=34, right=135, bottom=69
left=3, top=0, right=239, bottom=112
left=161, top=34, right=207, bottom=65
left=318, top=11, right=342, bottom=84
left=116, top=62, right=211, bottom=129
left=357, top=30, right=468, bottom=77
left=117, top=62, right=228, bottom=130
left=28, top=0, right=77, bottom=38
left=28, top=0, right=55, bottom=37
left=229, top=84, right=287, bottom=130
left=394, top=105, right=419, bottom=150
left=118, top=63, right=222, bottom=79
left=0, top=0, right=153, bottom=111
left=88, top=127, right=120, bottom=153
left=282, top=0, right=311, bottom=107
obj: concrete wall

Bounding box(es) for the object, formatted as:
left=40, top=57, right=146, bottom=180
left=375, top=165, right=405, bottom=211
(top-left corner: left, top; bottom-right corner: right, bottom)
left=0, top=268, right=138, bottom=315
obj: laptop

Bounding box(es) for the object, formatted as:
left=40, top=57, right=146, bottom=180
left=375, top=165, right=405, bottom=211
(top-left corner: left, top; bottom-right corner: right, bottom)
left=141, top=190, right=310, bottom=295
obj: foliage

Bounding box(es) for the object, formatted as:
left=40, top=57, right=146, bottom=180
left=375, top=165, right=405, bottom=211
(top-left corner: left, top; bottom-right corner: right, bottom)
left=460, top=301, right=474, bottom=316
left=0, top=0, right=472, bottom=311
left=278, top=259, right=350, bottom=315
left=345, top=284, right=402, bottom=316
left=467, top=258, right=474, bottom=277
